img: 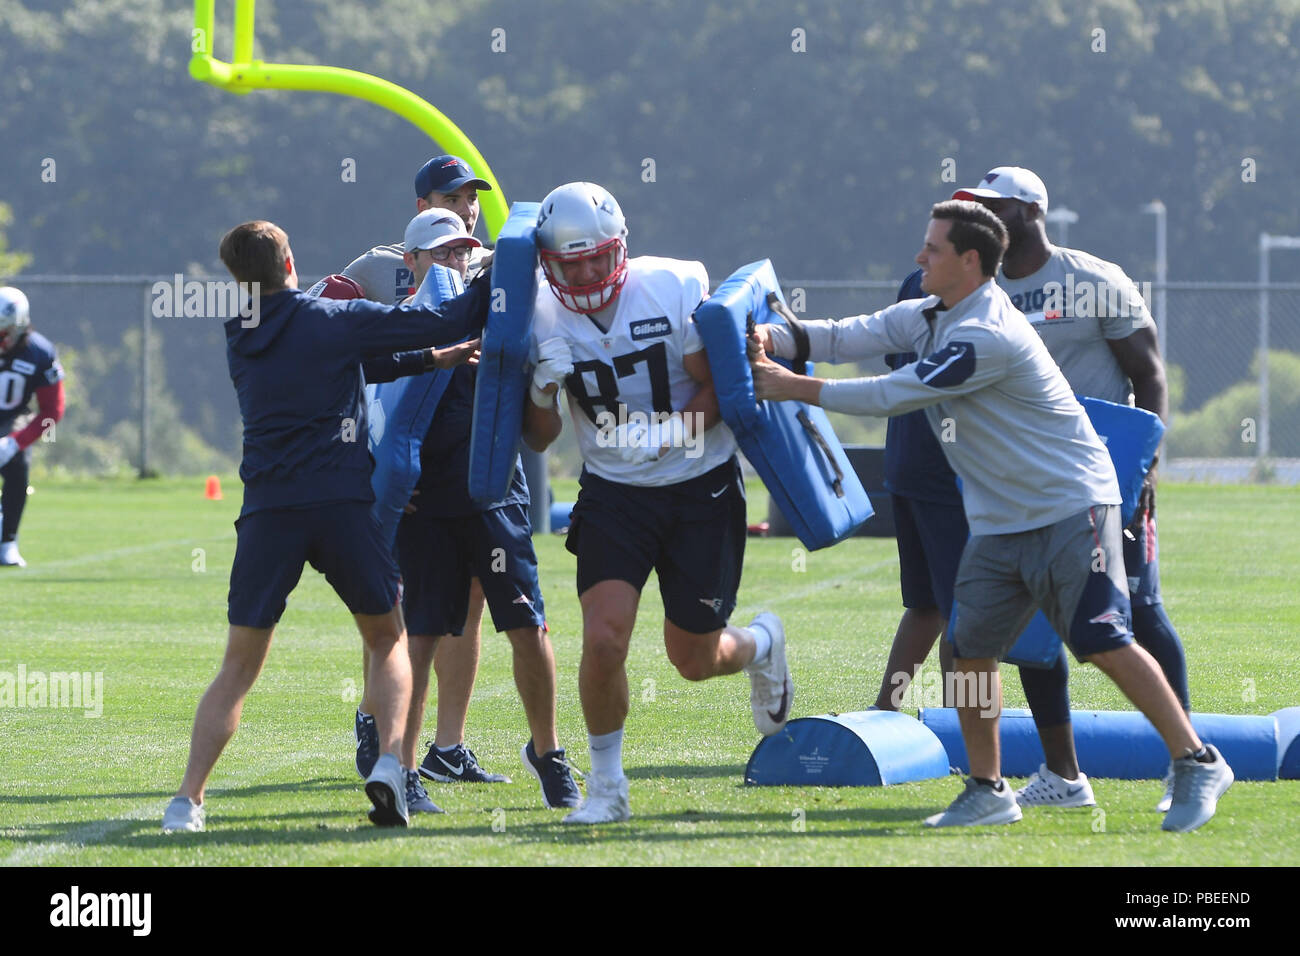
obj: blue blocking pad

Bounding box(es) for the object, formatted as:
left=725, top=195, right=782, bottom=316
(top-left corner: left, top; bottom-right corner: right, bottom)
left=469, top=201, right=541, bottom=505
left=694, top=259, right=873, bottom=550
left=1077, top=396, right=1165, bottom=526
left=367, top=264, right=463, bottom=548
left=745, top=711, right=951, bottom=787
left=1002, top=397, right=1166, bottom=668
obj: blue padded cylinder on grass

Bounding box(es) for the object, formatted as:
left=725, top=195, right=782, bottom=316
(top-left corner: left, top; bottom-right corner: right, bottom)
left=745, top=710, right=951, bottom=786
left=919, top=707, right=1281, bottom=781
left=1274, top=707, right=1300, bottom=779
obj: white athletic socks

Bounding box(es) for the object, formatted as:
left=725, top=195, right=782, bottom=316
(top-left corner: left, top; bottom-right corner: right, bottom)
left=589, top=728, right=625, bottom=780
left=747, top=622, right=773, bottom=668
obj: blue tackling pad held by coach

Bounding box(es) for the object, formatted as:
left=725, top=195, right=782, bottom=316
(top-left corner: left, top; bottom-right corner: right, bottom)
left=367, top=264, right=464, bottom=548
left=694, top=259, right=873, bottom=550
left=1002, top=396, right=1166, bottom=668
left=469, top=201, right=541, bottom=505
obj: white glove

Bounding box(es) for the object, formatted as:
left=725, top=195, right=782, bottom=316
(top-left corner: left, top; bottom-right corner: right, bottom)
left=615, top=414, right=683, bottom=465
left=0, top=436, right=18, bottom=468
left=530, top=337, right=573, bottom=407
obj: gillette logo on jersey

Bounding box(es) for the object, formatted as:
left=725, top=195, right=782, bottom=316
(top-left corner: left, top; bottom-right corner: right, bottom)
left=630, top=317, right=671, bottom=341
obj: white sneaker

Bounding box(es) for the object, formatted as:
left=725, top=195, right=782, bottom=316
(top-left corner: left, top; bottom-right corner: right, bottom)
left=1155, top=763, right=1175, bottom=812
left=1162, top=744, right=1233, bottom=833
left=745, top=612, right=793, bottom=736
left=162, top=796, right=205, bottom=832
left=562, top=772, right=631, bottom=824
left=1015, top=763, right=1097, bottom=808
left=925, top=777, right=1023, bottom=828
left=0, top=540, right=25, bottom=567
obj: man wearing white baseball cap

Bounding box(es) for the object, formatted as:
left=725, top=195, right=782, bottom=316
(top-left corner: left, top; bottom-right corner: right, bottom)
left=351, top=205, right=580, bottom=815
left=953, top=165, right=1193, bottom=818
left=952, top=166, right=1050, bottom=213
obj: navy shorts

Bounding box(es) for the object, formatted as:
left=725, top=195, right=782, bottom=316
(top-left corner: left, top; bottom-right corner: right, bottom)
left=892, top=493, right=968, bottom=620
left=395, top=503, right=545, bottom=637
left=228, top=502, right=400, bottom=628
left=566, top=457, right=746, bottom=635
left=1123, top=508, right=1163, bottom=607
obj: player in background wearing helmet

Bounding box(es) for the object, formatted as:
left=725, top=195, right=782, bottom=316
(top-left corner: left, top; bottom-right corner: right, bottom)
left=953, top=166, right=1191, bottom=813
left=348, top=208, right=579, bottom=812
left=0, top=287, right=65, bottom=568
left=340, top=156, right=516, bottom=789
left=522, top=182, right=792, bottom=824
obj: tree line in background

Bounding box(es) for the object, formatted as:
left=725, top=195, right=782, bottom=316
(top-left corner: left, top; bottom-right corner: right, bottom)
left=2, top=0, right=1298, bottom=473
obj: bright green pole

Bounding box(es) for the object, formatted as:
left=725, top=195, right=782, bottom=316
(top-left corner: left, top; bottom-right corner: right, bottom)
left=188, top=0, right=509, bottom=239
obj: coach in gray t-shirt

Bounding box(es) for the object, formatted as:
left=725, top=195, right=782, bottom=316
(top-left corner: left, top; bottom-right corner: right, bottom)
left=748, top=200, right=1232, bottom=833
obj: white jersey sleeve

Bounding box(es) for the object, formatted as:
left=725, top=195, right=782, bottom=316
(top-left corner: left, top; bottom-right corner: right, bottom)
left=531, top=257, right=736, bottom=486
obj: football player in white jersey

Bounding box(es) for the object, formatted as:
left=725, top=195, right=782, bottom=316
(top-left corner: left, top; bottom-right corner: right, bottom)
left=522, top=182, right=792, bottom=824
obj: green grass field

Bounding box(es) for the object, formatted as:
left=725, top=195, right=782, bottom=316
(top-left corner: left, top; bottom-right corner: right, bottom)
left=1, top=478, right=1297, bottom=866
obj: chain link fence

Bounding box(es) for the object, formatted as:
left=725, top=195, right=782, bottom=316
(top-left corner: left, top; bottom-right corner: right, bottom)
left=3, top=276, right=1298, bottom=482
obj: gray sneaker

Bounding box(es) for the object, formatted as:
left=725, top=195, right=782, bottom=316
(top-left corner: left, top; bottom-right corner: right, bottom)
left=925, top=778, right=1023, bottom=828
left=162, top=796, right=205, bottom=832
left=1155, top=763, right=1175, bottom=812
left=405, top=770, right=445, bottom=815
left=364, top=753, right=409, bottom=827
left=1162, top=744, right=1233, bottom=833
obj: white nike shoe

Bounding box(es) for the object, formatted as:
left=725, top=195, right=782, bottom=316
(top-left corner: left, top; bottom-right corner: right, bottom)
left=1014, top=763, right=1097, bottom=808
left=0, top=540, right=26, bottom=568
left=162, top=796, right=205, bottom=832
left=1155, top=763, right=1175, bottom=812
left=562, top=772, right=631, bottom=825
left=745, top=612, right=792, bottom=736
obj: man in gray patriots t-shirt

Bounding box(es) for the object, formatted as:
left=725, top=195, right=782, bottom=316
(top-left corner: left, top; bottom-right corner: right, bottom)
left=955, top=166, right=1190, bottom=815
left=748, top=200, right=1231, bottom=833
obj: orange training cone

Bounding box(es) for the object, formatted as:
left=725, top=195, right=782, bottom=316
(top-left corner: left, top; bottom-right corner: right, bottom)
left=205, top=475, right=223, bottom=500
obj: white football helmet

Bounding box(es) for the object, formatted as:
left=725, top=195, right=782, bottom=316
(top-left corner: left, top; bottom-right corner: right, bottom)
left=0, top=287, right=31, bottom=355
left=536, top=182, right=628, bottom=313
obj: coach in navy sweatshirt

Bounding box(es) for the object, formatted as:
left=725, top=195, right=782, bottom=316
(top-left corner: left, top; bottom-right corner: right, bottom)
left=164, top=220, right=489, bottom=835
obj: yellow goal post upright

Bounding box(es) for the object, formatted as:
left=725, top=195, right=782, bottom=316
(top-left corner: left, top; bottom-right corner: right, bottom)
left=187, top=0, right=510, bottom=240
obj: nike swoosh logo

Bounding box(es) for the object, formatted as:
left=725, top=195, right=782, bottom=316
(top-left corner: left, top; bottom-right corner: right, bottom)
left=710, top=486, right=728, bottom=498
left=1066, top=785, right=1084, bottom=796
left=436, top=755, right=465, bottom=776
left=918, top=347, right=968, bottom=383
left=768, top=678, right=791, bottom=723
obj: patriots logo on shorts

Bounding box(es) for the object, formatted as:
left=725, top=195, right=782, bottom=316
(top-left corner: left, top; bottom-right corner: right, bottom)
left=698, top=597, right=723, bottom=612
left=512, top=594, right=533, bottom=606
left=1088, top=610, right=1126, bottom=626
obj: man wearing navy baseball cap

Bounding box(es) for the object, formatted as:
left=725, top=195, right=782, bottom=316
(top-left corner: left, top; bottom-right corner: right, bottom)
left=413, top=154, right=493, bottom=233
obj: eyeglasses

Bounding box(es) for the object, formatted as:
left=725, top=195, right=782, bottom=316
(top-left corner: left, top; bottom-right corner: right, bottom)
left=424, top=245, right=474, bottom=262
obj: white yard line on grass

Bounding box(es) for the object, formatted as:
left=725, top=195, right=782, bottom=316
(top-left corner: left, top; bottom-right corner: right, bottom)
left=19, top=535, right=234, bottom=574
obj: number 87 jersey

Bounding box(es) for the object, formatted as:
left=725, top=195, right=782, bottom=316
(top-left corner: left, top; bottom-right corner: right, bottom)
left=530, top=256, right=737, bottom=486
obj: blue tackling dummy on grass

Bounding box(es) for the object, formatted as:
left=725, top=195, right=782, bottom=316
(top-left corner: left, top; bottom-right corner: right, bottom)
left=919, top=707, right=1293, bottom=781
left=469, top=201, right=541, bottom=505
left=745, top=710, right=951, bottom=786
left=694, top=260, right=873, bottom=550
left=366, top=264, right=463, bottom=547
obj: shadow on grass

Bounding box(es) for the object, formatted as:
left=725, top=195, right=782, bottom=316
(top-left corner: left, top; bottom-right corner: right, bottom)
left=0, top=777, right=357, bottom=805
left=624, top=764, right=740, bottom=781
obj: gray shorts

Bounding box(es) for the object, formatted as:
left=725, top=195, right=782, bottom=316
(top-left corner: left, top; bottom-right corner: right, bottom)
left=951, top=505, right=1134, bottom=661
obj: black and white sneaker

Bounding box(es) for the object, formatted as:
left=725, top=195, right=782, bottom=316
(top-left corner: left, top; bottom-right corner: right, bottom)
left=355, top=710, right=379, bottom=779
left=419, top=743, right=512, bottom=783
left=521, top=740, right=583, bottom=809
